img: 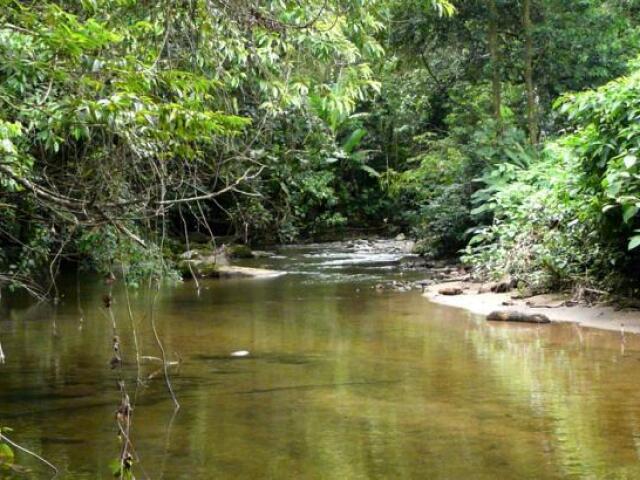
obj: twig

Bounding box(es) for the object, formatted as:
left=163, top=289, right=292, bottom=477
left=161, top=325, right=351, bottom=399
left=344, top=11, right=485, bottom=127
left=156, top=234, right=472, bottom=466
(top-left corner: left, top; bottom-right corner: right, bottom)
left=141, top=355, right=179, bottom=366
left=122, top=269, right=142, bottom=383
left=149, top=287, right=180, bottom=410
left=179, top=206, right=200, bottom=294
left=0, top=433, right=58, bottom=475
left=157, top=166, right=263, bottom=206
left=157, top=406, right=179, bottom=480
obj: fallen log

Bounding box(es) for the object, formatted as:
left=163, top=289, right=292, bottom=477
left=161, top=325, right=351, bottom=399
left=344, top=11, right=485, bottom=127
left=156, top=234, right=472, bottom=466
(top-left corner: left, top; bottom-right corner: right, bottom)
left=438, top=287, right=464, bottom=296
left=486, top=311, right=550, bottom=324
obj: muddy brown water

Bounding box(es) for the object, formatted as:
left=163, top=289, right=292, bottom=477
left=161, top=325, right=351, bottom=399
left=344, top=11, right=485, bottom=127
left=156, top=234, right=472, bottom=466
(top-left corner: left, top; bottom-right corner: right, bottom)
left=2, top=242, right=640, bottom=479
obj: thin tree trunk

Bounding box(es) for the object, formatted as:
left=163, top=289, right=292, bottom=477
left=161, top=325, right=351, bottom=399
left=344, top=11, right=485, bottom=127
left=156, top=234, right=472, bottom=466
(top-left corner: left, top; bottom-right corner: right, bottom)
left=523, top=0, right=538, bottom=144
left=488, top=0, right=502, bottom=131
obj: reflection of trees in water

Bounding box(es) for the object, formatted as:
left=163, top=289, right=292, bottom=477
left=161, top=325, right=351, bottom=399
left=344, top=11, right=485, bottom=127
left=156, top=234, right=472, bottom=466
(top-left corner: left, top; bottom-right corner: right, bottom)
left=467, top=323, right=640, bottom=478
left=5, top=278, right=640, bottom=478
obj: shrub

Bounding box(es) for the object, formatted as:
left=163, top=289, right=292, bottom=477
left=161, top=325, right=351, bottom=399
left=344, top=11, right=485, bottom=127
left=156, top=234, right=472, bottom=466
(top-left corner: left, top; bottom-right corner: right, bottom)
left=464, top=141, right=626, bottom=291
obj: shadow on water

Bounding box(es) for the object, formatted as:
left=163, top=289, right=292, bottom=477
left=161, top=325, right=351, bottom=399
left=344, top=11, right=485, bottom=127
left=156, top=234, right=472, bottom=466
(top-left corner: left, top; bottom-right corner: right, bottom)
left=2, top=240, right=640, bottom=478
left=232, top=380, right=401, bottom=396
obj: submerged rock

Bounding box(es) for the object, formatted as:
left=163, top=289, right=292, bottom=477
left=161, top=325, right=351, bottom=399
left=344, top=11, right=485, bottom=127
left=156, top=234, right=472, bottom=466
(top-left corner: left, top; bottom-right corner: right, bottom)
left=486, top=311, right=550, bottom=324
left=373, top=280, right=416, bottom=292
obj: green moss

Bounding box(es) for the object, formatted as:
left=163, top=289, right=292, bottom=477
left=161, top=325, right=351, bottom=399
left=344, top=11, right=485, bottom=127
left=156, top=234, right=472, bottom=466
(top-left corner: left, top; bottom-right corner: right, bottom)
left=196, top=262, right=221, bottom=277
left=227, top=244, right=254, bottom=259
left=178, top=260, right=220, bottom=278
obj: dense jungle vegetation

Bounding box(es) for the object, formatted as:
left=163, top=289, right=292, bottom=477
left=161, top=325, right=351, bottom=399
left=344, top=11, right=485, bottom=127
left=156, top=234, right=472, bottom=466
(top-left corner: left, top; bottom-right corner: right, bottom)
left=1, top=0, right=640, bottom=297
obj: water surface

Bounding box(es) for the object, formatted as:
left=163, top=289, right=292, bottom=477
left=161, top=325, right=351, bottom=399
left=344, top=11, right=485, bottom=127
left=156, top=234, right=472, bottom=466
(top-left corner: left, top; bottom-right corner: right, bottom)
left=2, top=242, right=640, bottom=479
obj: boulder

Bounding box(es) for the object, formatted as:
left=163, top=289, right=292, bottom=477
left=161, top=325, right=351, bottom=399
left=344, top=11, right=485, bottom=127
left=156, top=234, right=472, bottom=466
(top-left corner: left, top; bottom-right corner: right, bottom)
left=252, top=250, right=277, bottom=258
left=438, top=287, right=464, bottom=296
left=213, top=266, right=284, bottom=279
left=178, top=259, right=219, bottom=278
left=478, top=276, right=517, bottom=294
left=490, top=276, right=517, bottom=293
left=180, top=260, right=283, bottom=279
left=226, top=244, right=254, bottom=259
left=179, top=247, right=229, bottom=265
left=486, top=311, right=550, bottom=324
left=178, top=243, right=284, bottom=279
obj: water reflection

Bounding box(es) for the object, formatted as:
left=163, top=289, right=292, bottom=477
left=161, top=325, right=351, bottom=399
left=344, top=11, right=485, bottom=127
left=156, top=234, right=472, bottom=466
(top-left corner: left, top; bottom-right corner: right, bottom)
left=1, top=246, right=640, bottom=478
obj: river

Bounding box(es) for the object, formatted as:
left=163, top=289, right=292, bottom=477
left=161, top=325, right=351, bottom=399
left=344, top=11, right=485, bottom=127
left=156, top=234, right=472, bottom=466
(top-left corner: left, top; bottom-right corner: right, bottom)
left=1, top=241, right=640, bottom=479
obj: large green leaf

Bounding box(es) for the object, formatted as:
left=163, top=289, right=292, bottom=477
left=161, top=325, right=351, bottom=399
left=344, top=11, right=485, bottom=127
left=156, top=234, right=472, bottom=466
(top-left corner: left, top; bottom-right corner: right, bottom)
left=0, top=443, right=14, bottom=466
left=622, top=204, right=639, bottom=223
left=628, top=235, right=640, bottom=251
left=342, top=128, right=367, bottom=153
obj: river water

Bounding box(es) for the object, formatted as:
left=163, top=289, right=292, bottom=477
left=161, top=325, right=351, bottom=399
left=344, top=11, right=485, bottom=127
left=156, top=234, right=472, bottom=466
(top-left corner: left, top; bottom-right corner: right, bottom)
left=2, top=241, right=640, bottom=479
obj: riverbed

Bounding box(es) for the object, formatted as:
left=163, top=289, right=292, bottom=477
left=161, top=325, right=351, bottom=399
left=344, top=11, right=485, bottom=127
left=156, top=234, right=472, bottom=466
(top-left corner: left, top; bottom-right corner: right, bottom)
left=2, top=241, right=640, bottom=479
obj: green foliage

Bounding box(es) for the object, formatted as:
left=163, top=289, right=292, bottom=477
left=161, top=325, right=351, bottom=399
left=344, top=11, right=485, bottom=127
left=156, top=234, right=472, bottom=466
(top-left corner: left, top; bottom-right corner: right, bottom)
left=556, top=68, right=640, bottom=249
left=2, top=0, right=640, bottom=295
left=464, top=143, right=613, bottom=290
left=464, top=64, right=640, bottom=291
left=76, top=226, right=180, bottom=287
left=384, top=138, right=472, bottom=256
left=227, top=244, right=254, bottom=259
left=534, top=0, right=640, bottom=103
left=0, top=120, right=26, bottom=191
left=0, top=0, right=399, bottom=292
left=109, top=457, right=134, bottom=480
left=367, top=0, right=640, bottom=292
left=0, top=427, right=15, bottom=468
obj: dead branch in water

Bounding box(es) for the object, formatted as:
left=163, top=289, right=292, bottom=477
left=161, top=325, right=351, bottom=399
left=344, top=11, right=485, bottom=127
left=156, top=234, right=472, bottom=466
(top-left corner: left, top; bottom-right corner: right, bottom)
left=0, top=432, right=58, bottom=476
left=149, top=285, right=180, bottom=410
left=122, top=271, right=142, bottom=383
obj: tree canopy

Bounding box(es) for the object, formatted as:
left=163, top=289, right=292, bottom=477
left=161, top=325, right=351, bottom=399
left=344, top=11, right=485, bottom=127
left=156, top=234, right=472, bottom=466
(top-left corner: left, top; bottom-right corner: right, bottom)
left=2, top=0, right=640, bottom=296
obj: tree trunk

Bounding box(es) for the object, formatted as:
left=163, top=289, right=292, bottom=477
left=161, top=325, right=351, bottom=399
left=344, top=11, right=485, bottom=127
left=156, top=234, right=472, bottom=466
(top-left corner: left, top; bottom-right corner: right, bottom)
left=523, top=0, right=538, bottom=144
left=488, top=0, right=502, bottom=131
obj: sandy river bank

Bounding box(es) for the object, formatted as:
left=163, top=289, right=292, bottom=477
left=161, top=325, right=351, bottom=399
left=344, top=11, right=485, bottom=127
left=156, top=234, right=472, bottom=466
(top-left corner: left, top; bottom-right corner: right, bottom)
left=424, top=281, right=640, bottom=334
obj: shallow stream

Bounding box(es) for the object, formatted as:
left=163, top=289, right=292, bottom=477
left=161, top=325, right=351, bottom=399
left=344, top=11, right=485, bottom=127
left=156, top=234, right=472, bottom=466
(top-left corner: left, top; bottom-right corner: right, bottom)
left=2, top=241, right=640, bottom=479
